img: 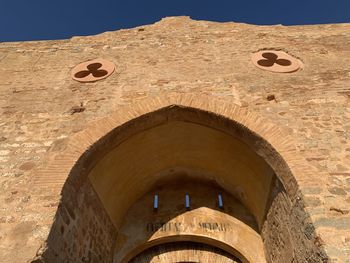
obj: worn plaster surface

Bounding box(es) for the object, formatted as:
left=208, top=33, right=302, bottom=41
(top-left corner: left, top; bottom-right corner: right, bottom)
left=0, top=16, right=350, bottom=262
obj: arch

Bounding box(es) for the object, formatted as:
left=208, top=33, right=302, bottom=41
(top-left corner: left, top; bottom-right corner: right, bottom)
left=35, top=94, right=302, bottom=193
left=124, top=235, right=248, bottom=263
left=32, top=94, right=327, bottom=262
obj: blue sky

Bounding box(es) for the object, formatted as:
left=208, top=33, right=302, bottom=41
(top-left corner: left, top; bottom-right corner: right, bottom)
left=1, top=0, right=350, bottom=42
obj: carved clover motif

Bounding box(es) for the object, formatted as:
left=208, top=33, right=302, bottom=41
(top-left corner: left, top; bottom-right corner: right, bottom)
left=74, top=63, right=108, bottom=78
left=251, top=50, right=301, bottom=73
left=71, top=59, right=115, bottom=82
left=257, top=52, right=292, bottom=67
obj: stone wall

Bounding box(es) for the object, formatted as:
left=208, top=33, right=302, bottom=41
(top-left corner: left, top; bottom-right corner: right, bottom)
left=0, top=16, right=350, bottom=262
left=32, top=179, right=117, bottom=263
left=262, top=179, right=328, bottom=263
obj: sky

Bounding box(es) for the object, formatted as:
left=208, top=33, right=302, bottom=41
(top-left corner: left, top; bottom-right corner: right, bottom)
left=1, top=0, right=350, bottom=42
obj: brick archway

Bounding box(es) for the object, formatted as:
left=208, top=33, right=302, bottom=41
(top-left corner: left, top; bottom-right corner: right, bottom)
left=32, top=94, right=327, bottom=262
left=35, top=94, right=309, bottom=194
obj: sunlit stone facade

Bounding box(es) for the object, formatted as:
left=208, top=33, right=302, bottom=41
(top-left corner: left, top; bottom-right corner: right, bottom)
left=0, top=17, right=350, bottom=262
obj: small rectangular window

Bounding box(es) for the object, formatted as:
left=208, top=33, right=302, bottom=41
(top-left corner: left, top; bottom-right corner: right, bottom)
left=185, top=193, right=190, bottom=210
left=153, top=194, right=158, bottom=210
left=218, top=194, right=224, bottom=209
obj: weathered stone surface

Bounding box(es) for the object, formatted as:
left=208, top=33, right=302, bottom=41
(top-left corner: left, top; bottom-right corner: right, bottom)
left=0, top=16, right=350, bottom=262
left=36, top=180, right=117, bottom=263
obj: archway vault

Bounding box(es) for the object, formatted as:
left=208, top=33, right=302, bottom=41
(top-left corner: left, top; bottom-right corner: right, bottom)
left=35, top=93, right=312, bottom=195
left=32, top=93, right=327, bottom=263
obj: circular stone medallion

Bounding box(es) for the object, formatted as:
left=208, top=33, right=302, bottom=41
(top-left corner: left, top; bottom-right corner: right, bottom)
left=251, top=50, right=301, bottom=73
left=71, top=58, right=115, bottom=82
